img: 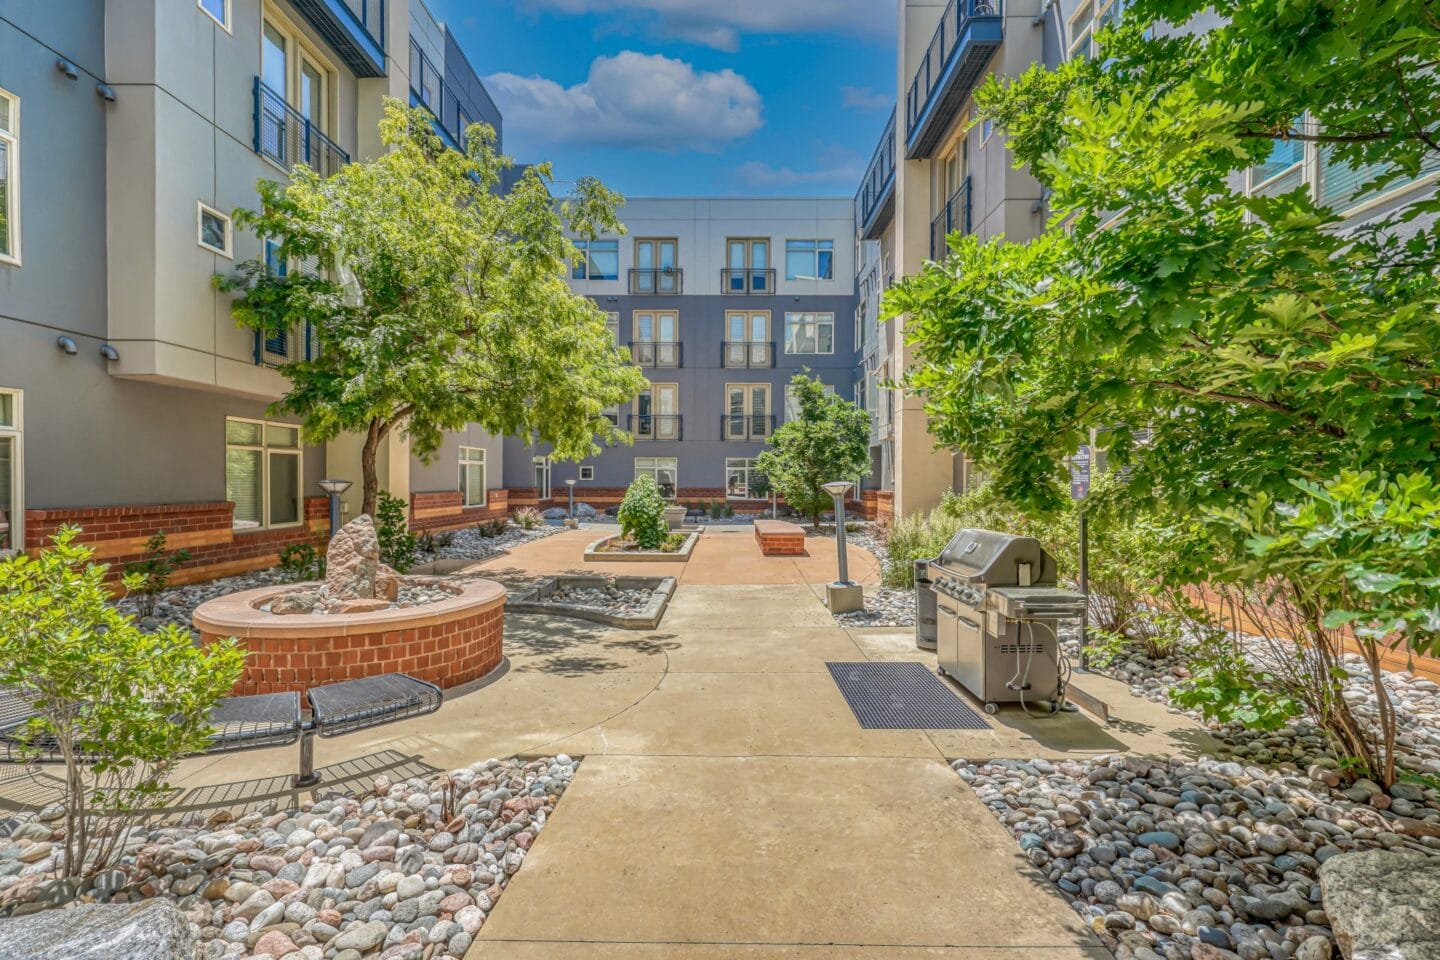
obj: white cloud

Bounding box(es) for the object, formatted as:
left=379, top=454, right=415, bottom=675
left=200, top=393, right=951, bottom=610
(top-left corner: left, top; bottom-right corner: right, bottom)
left=841, top=86, right=893, bottom=112
left=520, top=0, right=895, bottom=51
left=484, top=52, right=763, bottom=150
left=732, top=145, right=862, bottom=190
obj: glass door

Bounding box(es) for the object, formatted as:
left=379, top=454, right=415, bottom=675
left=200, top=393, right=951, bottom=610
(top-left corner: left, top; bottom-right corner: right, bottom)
left=727, top=239, right=769, bottom=292
left=725, top=311, right=770, bottom=366
left=636, top=239, right=678, bottom=293
left=654, top=383, right=679, bottom=439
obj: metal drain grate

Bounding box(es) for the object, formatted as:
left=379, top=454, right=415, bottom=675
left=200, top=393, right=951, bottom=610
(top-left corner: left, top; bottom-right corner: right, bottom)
left=825, top=661, right=990, bottom=729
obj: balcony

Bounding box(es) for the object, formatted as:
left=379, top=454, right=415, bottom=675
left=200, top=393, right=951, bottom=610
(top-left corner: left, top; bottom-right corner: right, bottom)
left=253, top=79, right=350, bottom=176
left=722, top=415, right=775, bottom=442
left=722, top=341, right=774, bottom=368
left=721, top=268, right=776, bottom=294
left=905, top=0, right=1004, bottom=159
left=289, top=0, right=386, bottom=77
left=855, top=109, right=897, bottom=240
left=930, top=177, right=973, bottom=260
left=629, top=341, right=682, bottom=368
left=409, top=36, right=472, bottom=151
left=629, top=414, right=682, bottom=441
left=629, top=268, right=683, bottom=295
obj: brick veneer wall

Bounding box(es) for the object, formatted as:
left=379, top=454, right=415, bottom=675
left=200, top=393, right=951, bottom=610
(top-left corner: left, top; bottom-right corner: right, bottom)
left=410, top=490, right=510, bottom=532
left=755, top=520, right=806, bottom=556
left=860, top=490, right=894, bottom=522
left=25, top=498, right=329, bottom=585
left=507, top=487, right=866, bottom=516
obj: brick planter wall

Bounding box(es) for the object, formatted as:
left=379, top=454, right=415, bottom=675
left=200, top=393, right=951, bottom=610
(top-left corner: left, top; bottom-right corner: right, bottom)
left=755, top=520, right=806, bottom=556
left=860, top=490, right=894, bottom=522
left=193, top=578, right=507, bottom=695
left=410, top=490, right=510, bottom=532
left=25, top=498, right=328, bottom=585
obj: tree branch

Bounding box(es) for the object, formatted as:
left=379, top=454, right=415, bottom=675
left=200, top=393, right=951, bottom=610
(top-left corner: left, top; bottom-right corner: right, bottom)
left=1147, top=380, right=1347, bottom=438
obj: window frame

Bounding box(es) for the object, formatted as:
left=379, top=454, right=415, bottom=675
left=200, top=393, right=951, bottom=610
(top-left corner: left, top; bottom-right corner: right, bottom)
left=260, top=5, right=338, bottom=138
left=634, top=382, right=680, bottom=440
left=784, top=239, right=835, bottom=281
left=634, top=457, right=679, bottom=500
left=197, top=0, right=231, bottom=31
left=198, top=202, right=233, bottom=258
left=579, top=465, right=595, bottom=481
left=0, top=388, right=23, bottom=554
left=533, top=456, right=552, bottom=500
left=0, top=87, right=19, bottom=267
left=725, top=457, right=758, bottom=500
left=784, top=381, right=835, bottom=422
left=783, top=312, right=836, bottom=355
left=572, top=238, right=620, bottom=281
left=459, top=445, right=487, bottom=507
left=723, top=382, right=772, bottom=440
left=225, top=416, right=303, bottom=531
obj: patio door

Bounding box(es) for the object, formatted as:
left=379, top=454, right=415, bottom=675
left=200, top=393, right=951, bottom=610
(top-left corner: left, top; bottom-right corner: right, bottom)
left=636, top=238, right=677, bottom=293
left=726, top=239, right=769, bottom=292
left=725, top=383, right=770, bottom=440
left=634, top=310, right=679, bottom=366
left=725, top=311, right=769, bottom=366
left=637, top=383, right=679, bottom=440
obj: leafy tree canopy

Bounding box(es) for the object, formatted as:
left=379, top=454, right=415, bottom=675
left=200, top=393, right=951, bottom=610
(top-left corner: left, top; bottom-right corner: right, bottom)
left=755, top=373, right=870, bottom=530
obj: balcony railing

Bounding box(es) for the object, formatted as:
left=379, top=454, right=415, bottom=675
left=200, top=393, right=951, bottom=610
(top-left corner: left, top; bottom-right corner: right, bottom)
left=409, top=36, right=474, bottom=151
left=629, top=414, right=682, bottom=441
left=253, top=324, right=315, bottom=368
left=253, top=79, right=350, bottom=176
left=855, top=108, right=897, bottom=238
left=905, top=0, right=1004, bottom=158
left=722, top=415, right=775, bottom=441
left=629, top=268, right=682, bottom=295
left=721, top=268, right=776, bottom=294
left=722, top=341, right=774, bottom=368
left=930, top=177, right=972, bottom=260
left=629, top=341, right=682, bottom=368
left=289, top=0, right=386, bottom=76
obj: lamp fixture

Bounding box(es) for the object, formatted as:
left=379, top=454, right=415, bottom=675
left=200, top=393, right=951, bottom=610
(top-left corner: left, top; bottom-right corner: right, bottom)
left=99, top=343, right=120, bottom=361
left=56, top=336, right=78, bottom=355
left=56, top=58, right=79, bottom=80
left=316, top=479, right=353, bottom=496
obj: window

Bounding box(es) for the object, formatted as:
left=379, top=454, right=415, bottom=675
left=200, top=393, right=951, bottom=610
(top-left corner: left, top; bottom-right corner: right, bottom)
left=198, top=203, right=232, bottom=257
left=0, top=89, right=18, bottom=264
left=784, top=312, right=835, bottom=355
left=226, top=418, right=302, bottom=529
left=533, top=456, right=552, bottom=499
left=1318, top=144, right=1440, bottom=212
left=459, top=446, right=487, bottom=507
left=579, top=465, right=595, bottom=481
left=1068, top=0, right=1121, bottom=60
left=261, top=13, right=333, bottom=135
left=724, top=311, right=770, bottom=367
left=632, top=310, right=680, bottom=366
left=635, top=457, right=678, bottom=499
left=0, top=389, right=21, bottom=553
left=634, top=238, right=679, bottom=293
left=724, top=383, right=771, bottom=440
left=198, top=0, right=229, bottom=30
left=725, top=458, right=758, bottom=500
left=725, top=238, right=770, bottom=292
left=785, top=381, right=834, bottom=422
left=572, top=239, right=619, bottom=280
left=1248, top=134, right=1305, bottom=198
left=785, top=240, right=834, bottom=280
left=980, top=117, right=993, bottom=143
left=634, top=383, right=680, bottom=440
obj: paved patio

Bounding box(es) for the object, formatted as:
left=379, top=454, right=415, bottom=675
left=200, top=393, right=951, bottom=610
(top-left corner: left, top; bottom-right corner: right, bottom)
left=161, top=525, right=1213, bottom=958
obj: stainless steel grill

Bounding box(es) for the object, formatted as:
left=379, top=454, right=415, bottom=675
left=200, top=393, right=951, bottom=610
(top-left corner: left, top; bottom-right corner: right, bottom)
left=918, top=528, right=1084, bottom=714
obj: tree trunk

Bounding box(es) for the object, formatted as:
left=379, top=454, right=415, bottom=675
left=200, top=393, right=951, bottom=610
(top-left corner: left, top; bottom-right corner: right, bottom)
left=360, top=419, right=381, bottom=517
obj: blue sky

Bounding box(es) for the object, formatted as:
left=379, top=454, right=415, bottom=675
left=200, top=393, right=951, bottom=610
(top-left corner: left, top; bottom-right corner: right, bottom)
left=429, top=0, right=898, bottom=198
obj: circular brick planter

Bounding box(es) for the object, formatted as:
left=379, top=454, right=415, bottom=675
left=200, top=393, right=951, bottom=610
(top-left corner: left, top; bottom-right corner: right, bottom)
left=193, top=578, right=506, bottom=696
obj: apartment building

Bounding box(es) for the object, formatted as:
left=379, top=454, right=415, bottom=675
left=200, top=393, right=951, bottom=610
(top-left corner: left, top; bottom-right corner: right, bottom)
left=851, top=0, right=1440, bottom=519
left=503, top=198, right=859, bottom=511
left=0, top=0, right=511, bottom=580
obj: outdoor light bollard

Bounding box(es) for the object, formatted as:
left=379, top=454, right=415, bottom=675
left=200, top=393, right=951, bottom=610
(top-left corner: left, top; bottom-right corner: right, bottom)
left=564, top=478, right=579, bottom=528
left=317, top=479, right=354, bottom=540
left=822, top=480, right=863, bottom=613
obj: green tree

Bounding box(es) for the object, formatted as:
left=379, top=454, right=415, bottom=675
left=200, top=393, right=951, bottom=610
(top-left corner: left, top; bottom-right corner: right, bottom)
left=617, top=475, right=668, bottom=549
left=755, top=374, right=870, bottom=531
left=218, top=100, right=648, bottom=516
left=0, top=528, right=245, bottom=878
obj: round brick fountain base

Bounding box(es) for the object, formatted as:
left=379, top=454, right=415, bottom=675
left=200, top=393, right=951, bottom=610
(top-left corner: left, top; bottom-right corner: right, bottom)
left=193, top=578, right=506, bottom=695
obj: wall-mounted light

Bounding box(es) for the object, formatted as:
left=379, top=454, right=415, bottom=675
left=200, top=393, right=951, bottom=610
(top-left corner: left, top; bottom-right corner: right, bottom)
left=99, top=343, right=120, bottom=361
left=56, top=336, right=78, bottom=355
left=56, top=58, right=79, bottom=80
left=96, top=83, right=116, bottom=102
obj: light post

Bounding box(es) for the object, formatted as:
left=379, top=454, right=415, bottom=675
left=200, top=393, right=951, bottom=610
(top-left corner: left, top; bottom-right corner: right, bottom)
left=822, top=480, right=862, bottom=613
left=316, top=479, right=353, bottom=540
left=566, top=478, right=576, bottom=520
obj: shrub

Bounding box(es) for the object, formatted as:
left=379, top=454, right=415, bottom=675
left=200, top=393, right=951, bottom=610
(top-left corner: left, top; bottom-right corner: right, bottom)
left=0, top=527, right=246, bottom=879
left=375, top=490, right=417, bottom=572
left=709, top=500, right=724, bottom=520
left=122, top=531, right=190, bottom=619
left=472, top=519, right=506, bottom=538
left=277, top=541, right=324, bottom=582
left=513, top=507, right=543, bottom=530
left=617, top=475, right=668, bottom=549
left=882, top=506, right=967, bottom=588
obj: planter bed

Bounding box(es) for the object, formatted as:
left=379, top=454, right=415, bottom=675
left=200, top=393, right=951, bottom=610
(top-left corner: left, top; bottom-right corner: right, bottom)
left=582, top=531, right=700, bottom=563
left=506, top=575, right=677, bottom=629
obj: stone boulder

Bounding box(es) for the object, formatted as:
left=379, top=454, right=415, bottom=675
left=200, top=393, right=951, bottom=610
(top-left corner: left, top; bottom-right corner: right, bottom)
left=268, top=590, right=319, bottom=615
left=375, top=563, right=402, bottom=602
left=541, top=507, right=566, bottom=520
left=0, top=899, right=193, bottom=959
left=1319, top=849, right=1440, bottom=959
left=575, top=502, right=599, bottom=520
left=326, top=514, right=380, bottom=599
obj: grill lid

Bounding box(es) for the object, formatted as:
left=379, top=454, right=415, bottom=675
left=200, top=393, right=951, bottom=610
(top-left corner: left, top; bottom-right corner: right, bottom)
left=932, top=528, right=1056, bottom=587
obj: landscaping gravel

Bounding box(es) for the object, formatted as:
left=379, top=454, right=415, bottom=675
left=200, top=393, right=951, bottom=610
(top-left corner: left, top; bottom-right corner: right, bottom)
left=956, top=753, right=1440, bottom=960
left=833, top=588, right=917, bottom=628
left=546, top=583, right=654, bottom=617
left=0, top=756, right=577, bottom=960
left=416, top=524, right=561, bottom=563
left=115, top=569, right=295, bottom=634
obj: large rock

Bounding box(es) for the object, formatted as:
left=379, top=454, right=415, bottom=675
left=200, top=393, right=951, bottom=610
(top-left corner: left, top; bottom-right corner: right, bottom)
left=0, top=899, right=193, bottom=959
left=1319, top=849, right=1440, bottom=959
left=374, top=563, right=401, bottom=602
left=326, top=515, right=380, bottom=599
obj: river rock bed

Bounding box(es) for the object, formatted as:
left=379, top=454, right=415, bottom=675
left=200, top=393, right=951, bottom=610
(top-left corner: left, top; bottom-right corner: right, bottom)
left=833, top=587, right=917, bottom=628
left=955, top=753, right=1440, bottom=960
left=115, top=569, right=295, bottom=634
left=547, top=583, right=653, bottom=616
left=0, top=756, right=576, bottom=960
left=416, top=524, right=561, bottom=563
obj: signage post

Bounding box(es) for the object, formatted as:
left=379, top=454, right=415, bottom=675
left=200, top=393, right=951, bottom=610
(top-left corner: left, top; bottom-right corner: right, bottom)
left=1070, top=446, right=1091, bottom=672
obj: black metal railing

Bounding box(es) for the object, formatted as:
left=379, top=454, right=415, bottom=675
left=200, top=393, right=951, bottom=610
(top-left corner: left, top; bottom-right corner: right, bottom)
left=905, top=0, right=1004, bottom=141
left=721, top=414, right=775, bottom=441
left=629, top=268, right=682, bottom=295
left=721, top=341, right=774, bottom=368
left=629, top=341, right=682, bottom=368
left=720, top=268, right=776, bottom=294
left=855, top=108, right=897, bottom=231
left=629, top=414, right=683, bottom=441
left=930, top=177, right=973, bottom=260
left=253, top=79, right=350, bottom=176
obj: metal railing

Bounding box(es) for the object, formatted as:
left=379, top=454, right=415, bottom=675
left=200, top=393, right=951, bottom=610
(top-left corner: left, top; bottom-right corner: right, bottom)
left=855, top=108, right=897, bottom=230
left=720, top=268, right=776, bottom=294
left=905, top=0, right=1003, bottom=138
left=338, top=0, right=385, bottom=50
left=721, top=341, right=774, bottom=368
left=408, top=36, right=475, bottom=149
left=629, top=268, right=683, bottom=295
left=721, top=414, right=775, bottom=441
left=930, top=177, right=973, bottom=260
left=629, top=341, right=682, bottom=368
left=629, top=414, right=682, bottom=441
left=254, top=79, right=350, bottom=175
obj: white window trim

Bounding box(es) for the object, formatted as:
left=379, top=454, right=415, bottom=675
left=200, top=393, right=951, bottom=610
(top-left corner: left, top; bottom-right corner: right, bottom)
left=0, top=388, right=23, bottom=554
left=0, top=87, right=20, bottom=267
left=197, top=0, right=232, bottom=32
left=634, top=457, right=679, bottom=500
left=534, top=456, right=552, bottom=500
left=784, top=312, right=836, bottom=356
left=198, top=202, right=233, bottom=258
left=784, top=239, right=835, bottom=281
left=225, top=416, right=303, bottom=530
left=579, top=465, right=595, bottom=481
left=725, top=457, right=756, bottom=500
left=459, top=445, right=487, bottom=507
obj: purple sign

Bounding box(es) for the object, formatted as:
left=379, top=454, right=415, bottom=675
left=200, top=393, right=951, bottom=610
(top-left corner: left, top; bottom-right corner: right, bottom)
left=1070, top=446, right=1091, bottom=500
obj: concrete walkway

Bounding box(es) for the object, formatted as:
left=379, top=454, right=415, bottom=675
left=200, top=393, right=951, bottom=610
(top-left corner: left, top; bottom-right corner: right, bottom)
left=164, top=526, right=1212, bottom=958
